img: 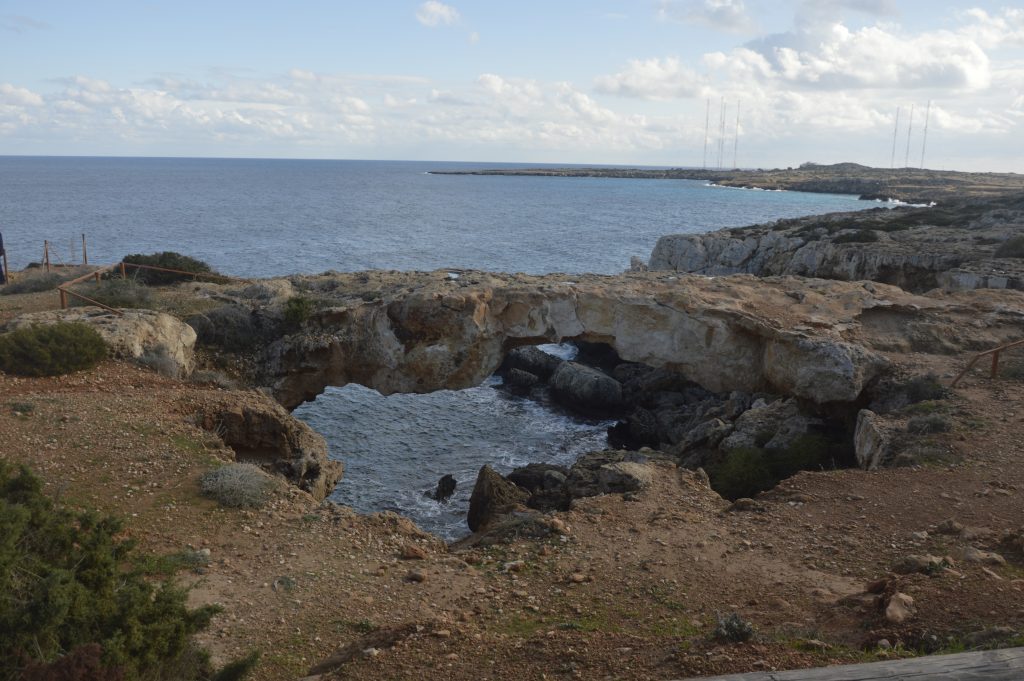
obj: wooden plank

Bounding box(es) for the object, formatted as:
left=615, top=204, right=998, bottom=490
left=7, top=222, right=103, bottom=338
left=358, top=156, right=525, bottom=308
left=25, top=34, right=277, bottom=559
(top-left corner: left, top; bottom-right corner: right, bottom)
left=675, top=647, right=1024, bottom=680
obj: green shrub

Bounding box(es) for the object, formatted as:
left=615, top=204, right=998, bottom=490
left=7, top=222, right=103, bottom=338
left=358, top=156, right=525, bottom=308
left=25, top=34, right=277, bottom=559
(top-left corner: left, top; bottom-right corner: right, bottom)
left=995, top=236, right=1024, bottom=259
left=0, top=323, right=107, bottom=377
left=200, top=464, right=276, bottom=509
left=832, top=229, right=880, bottom=244
left=769, top=434, right=831, bottom=479
left=283, top=296, right=315, bottom=329
left=907, top=413, right=951, bottom=435
left=708, top=447, right=774, bottom=501
left=121, top=252, right=215, bottom=285
left=0, top=272, right=64, bottom=296
left=187, top=305, right=278, bottom=354
left=71, top=279, right=152, bottom=309
left=903, top=373, right=947, bottom=403
left=0, top=462, right=249, bottom=681
left=712, top=612, right=755, bottom=643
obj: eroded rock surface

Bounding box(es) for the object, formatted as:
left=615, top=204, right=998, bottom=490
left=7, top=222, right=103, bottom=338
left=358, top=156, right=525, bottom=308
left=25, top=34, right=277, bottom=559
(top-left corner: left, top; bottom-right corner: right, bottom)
left=257, top=270, right=1022, bottom=410
left=6, top=306, right=197, bottom=375
left=649, top=196, right=1024, bottom=293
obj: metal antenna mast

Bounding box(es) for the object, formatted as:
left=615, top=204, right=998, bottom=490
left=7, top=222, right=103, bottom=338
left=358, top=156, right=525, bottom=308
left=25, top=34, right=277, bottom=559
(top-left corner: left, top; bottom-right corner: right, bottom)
left=919, top=100, right=931, bottom=169
left=717, top=97, right=726, bottom=170
left=702, top=98, right=710, bottom=169
left=890, top=106, right=901, bottom=169
left=732, top=101, right=740, bottom=169
left=903, top=103, right=915, bottom=168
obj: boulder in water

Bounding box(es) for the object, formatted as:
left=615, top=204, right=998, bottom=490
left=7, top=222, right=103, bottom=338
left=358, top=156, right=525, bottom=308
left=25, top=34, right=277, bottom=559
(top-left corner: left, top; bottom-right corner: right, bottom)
left=430, top=474, right=457, bottom=502
left=502, top=346, right=563, bottom=381
left=550, top=362, right=623, bottom=415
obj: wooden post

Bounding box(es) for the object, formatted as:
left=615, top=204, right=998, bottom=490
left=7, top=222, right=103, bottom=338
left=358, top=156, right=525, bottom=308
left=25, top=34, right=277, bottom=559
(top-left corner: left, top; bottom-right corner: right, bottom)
left=44, top=240, right=50, bottom=272
left=94, top=271, right=101, bottom=283
left=119, top=262, right=126, bottom=278
left=992, top=351, right=1001, bottom=379
left=2, top=250, right=9, bottom=285
left=59, top=288, right=68, bottom=309
left=82, top=234, right=88, bottom=265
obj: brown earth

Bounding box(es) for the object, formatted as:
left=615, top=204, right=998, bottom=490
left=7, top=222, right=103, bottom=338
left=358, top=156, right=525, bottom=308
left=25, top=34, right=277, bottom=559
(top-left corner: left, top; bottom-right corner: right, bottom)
left=2, top=284, right=1024, bottom=680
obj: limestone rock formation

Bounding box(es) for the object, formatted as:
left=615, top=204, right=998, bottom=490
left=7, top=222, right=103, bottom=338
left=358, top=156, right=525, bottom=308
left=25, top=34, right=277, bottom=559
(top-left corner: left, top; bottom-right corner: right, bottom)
left=854, top=409, right=893, bottom=470
left=648, top=196, right=1024, bottom=293
left=254, top=270, right=1022, bottom=411
left=191, top=392, right=343, bottom=501
left=6, top=307, right=197, bottom=375
left=467, top=465, right=529, bottom=532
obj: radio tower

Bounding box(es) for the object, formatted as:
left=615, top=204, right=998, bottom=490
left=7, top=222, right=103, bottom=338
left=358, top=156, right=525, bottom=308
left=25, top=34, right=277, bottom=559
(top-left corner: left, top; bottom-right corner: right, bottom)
left=732, top=101, right=740, bottom=169
left=717, top=98, right=726, bottom=169
left=903, top=103, right=914, bottom=168
left=919, top=100, right=931, bottom=169
left=890, top=106, right=901, bottom=169
left=702, top=99, right=710, bottom=169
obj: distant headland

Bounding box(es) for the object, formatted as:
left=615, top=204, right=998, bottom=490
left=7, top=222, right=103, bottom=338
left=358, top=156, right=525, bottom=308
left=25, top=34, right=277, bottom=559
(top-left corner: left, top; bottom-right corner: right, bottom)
left=430, top=161, right=1024, bottom=205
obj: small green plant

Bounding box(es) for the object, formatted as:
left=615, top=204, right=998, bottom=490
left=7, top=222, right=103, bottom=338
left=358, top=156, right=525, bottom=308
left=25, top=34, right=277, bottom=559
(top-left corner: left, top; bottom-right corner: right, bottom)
left=0, top=323, right=107, bottom=377
left=121, top=252, right=215, bottom=285
left=71, top=278, right=153, bottom=309
left=8, top=401, right=35, bottom=414
left=0, top=462, right=256, bottom=681
left=0, top=272, right=64, bottom=295
left=190, top=369, right=238, bottom=389
left=137, top=347, right=180, bottom=378
left=708, top=447, right=774, bottom=501
left=995, top=236, right=1024, bottom=259
left=199, top=463, right=276, bottom=509
left=712, top=612, right=755, bottom=643
left=282, top=296, right=315, bottom=329
left=187, top=305, right=270, bottom=353
left=902, top=373, right=947, bottom=403
left=907, top=413, right=951, bottom=435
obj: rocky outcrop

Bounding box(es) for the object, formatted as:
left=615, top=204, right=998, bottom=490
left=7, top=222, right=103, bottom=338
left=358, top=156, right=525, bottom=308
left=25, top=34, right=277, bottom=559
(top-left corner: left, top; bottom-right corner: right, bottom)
left=253, top=270, right=1023, bottom=412
left=467, top=465, right=529, bottom=532
left=854, top=409, right=893, bottom=470
left=550, top=362, right=623, bottom=414
left=648, top=196, right=1024, bottom=293
left=5, top=307, right=197, bottom=375
left=191, top=392, right=343, bottom=501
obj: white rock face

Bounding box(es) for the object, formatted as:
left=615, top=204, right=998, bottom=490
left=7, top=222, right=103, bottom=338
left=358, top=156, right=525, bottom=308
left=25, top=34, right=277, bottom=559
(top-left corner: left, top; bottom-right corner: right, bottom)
left=6, top=307, right=197, bottom=375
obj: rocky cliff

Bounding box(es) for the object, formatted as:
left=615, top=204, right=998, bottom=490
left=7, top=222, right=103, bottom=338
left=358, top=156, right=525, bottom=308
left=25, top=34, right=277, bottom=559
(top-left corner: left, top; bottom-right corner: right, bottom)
left=648, top=195, right=1024, bottom=293
left=250, top=270, right=1022, bottom=411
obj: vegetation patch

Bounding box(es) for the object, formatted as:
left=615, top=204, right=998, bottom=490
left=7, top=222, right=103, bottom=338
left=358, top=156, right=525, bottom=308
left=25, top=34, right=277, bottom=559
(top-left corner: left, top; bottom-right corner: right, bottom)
left=283, top=295, right=315, bottom=329
left=994, top=235, right=1024, bottom=259
left=71, top=278, right=153, bottom=309
left=832, top=229, right=880, bottom=244
left=708, top=435, right=835, bottom=500
left=199, top=463, right=276, bottom=509
left=712, top=612, right=755, bottom=643
left=121, top=252, right=216, bottom=284
left=907, top=413, right=952, bottom=435
left=0, top=272, right=65, bottom=296
left=0, top=462, right=257, bottom=681
left=0, top=323, right=107, bottom=377
left=187, top=304, right=278, bottom=354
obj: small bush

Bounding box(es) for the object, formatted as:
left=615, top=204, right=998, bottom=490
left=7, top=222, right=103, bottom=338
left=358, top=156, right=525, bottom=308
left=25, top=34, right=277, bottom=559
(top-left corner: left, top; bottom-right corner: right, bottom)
left=137, top=347, right=180, bottom=378
left=283, top=296, right=315, bottom=329
left=769, top=434, right=831, bottom=479
left=0, top=272, right=63, bottom=295
left=708, top=447, right=774, bottom=501
left=995, top=236, right=1024, bottom=259
left=122, top=252, right=215, bottom=285
left=187, top=305, right=270, bottom=353
left=907, top=413, right=952, bottom=435
left=0, top=323, right=107, bottom=377
left=713, top=612, right=755, bottom=643
left=0, top=463, right=240, bottom=681
left=71, top=279, right=152, bottom=309
left=903, top=373, right=946, bottom=403
left=190, top=370, right=238, bottom=389
left=833, top=229, right=880, bottom=244
left=200, top=464, right=276, bottom=509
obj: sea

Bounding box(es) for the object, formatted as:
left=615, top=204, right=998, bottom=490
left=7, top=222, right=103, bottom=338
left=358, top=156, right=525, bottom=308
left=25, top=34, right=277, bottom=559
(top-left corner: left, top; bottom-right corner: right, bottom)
left=0, top=156, right=869, bottom=538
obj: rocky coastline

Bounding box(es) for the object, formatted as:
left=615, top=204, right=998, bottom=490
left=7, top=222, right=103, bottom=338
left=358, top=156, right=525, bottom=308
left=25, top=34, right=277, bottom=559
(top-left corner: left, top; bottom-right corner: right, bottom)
left=431, top=161, right=1024, bottom=204
left=2, top=178, right=1024, bottom=679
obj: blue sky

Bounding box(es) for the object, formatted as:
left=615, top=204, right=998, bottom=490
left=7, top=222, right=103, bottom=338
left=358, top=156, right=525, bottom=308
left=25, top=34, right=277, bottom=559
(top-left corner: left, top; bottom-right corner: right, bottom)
left=2, top=1, right=1022, bottom=170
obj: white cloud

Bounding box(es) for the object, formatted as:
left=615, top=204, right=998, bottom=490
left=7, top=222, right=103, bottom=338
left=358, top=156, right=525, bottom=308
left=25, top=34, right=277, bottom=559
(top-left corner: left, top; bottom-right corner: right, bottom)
left=0, top=83, right=44, bottom=107
left=1, top=14, right=50, bottom=33
left=660, top=0, right=755, bottom=34
left=594, top=57, right=705, bottom=99
left=416, top=1, right=459, bottom=27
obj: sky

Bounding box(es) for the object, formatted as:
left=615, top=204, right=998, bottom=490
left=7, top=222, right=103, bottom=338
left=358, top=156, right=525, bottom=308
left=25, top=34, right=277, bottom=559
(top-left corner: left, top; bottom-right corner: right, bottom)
left=1, top=1, right=1022, bottom=171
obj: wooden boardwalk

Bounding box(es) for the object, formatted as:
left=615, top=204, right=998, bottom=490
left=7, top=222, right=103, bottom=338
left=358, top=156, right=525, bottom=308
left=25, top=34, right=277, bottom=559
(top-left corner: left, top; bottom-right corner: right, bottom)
left=678, top=647, right=1024, bottom=680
